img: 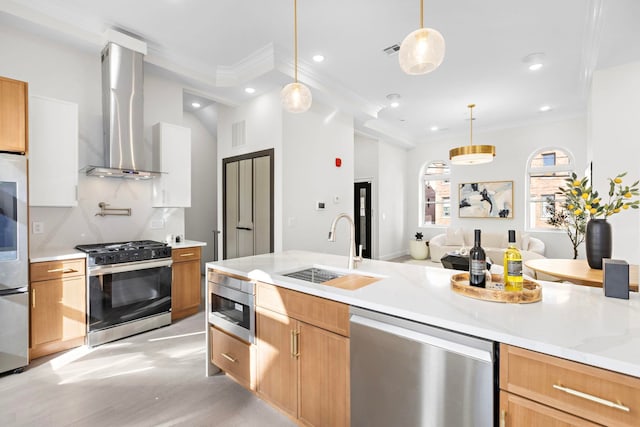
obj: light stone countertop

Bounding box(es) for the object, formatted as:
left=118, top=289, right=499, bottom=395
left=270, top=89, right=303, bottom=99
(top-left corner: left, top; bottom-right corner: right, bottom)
left=169, top=240, right=207, bottom=249
left=207, top=250, right=640, bottom=378
left=30, top=248, right=87, bottom=263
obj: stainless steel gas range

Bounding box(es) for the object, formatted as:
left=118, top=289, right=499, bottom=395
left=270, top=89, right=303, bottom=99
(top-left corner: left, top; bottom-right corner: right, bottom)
left=75, top=240, right=172, bottom=346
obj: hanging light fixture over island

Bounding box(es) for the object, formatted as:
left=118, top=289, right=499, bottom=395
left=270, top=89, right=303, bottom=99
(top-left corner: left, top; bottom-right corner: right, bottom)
left=449, top=104, right=496, bottom=165
left=398, top=0, right=445, bottom=75
left=281, top=0, right=312, bottom=113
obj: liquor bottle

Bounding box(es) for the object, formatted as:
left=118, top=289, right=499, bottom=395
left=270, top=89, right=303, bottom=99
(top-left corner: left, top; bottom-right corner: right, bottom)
left=469, top=229, right=486, bottom=288
left=503, top=230, right=523, bottom=291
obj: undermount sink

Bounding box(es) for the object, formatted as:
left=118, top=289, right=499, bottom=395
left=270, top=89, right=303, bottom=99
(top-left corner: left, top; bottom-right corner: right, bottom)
left=280, top=266, right=383, bottom=291
left=283, top=267, right=345, bottom=284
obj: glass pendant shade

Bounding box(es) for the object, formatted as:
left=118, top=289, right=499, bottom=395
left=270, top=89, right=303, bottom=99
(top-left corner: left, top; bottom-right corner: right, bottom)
left=399, top=27, right=445, bottom=75
left=281, top=82, right=312, bottom=113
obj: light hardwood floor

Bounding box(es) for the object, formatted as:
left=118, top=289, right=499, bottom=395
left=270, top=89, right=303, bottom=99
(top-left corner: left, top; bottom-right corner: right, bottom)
left=0, top=310, right=294, bottom=427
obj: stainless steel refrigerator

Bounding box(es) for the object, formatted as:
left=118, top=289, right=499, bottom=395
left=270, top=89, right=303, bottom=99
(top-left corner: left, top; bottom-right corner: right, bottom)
left=0, top=153, right=28, bottom=374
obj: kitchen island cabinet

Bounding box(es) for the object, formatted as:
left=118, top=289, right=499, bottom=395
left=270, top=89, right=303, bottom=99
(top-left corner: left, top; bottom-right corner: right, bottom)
left=171, top=246, right=201, bottom=320
left=500, top=344, right=640, bottom=427
left=206, top=250, right=640, bottom=425
left=256, top=282, right=349, bottom=427
left=0, top=76, right=28, bottom=154
left=29, top=258, right=86, bottom=359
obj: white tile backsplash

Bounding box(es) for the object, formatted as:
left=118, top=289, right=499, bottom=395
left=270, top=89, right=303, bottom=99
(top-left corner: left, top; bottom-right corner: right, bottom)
left=29, top=174, right=184, bottom=252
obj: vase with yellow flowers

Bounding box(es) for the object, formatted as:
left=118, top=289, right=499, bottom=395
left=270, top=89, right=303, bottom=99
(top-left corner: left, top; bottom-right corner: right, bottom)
left=558, top=172, right=639, bottom=269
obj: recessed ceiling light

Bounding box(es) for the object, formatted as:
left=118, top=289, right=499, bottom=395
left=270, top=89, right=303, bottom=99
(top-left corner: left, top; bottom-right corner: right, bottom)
left=386, top=93, right=401, bottom=108
left=523, top=52, right=545, bottom=72
left=191, top=102, right=201, bottom=108
left=539, top=105, right=552, bottom=112
left=312, top=54, right=325, bottom=63
left=245, top=87, right=256, bottom=94
left=430, top=126, right=439, bottom=131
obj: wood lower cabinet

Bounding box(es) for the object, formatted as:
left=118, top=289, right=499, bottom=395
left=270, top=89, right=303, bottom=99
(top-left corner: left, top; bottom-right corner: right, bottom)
left=500, top=344, right=640, bottom=427
left=171, top=246, right=201, bottom=320
left=210, top=325, right=255, bottom=390
left=500, top=391, right=600, bottom=427
left=0, top=76, right=28, bottom=154
left=30, top=258, right=86, bottom=359
left=256, top=282, right=349, bottom=427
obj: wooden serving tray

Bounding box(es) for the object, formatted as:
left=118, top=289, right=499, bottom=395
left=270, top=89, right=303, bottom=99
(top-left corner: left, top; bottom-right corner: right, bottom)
left=450, top=273, right=542, bottom=304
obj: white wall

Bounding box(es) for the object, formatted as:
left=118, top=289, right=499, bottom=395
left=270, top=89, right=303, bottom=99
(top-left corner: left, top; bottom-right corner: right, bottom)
left=355, top=134, right=379, bottom=259
left=282, top=102, right=355, bottom=256
left=590, top=61, right=640, bottom=265
left=355, top=135, right=408, bottom=260
left=0, top=23, right=188, bottom=252
left=216, top=91, right=355, bottom=258
left=184, top=108, right=217, bottom=267
left=216, top=90, right=283, bottom=253
left=378, top=141, right=407, bottom=260
left=406, top=117, right=587, bottom=259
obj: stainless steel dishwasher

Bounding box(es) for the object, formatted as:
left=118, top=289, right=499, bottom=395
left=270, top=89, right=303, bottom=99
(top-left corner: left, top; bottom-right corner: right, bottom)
left=350, top=307, right=496, bottom=427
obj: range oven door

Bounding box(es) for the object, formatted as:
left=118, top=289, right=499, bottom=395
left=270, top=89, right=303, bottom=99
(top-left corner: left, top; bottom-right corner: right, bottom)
left=88, top=259, right=172, bottom=332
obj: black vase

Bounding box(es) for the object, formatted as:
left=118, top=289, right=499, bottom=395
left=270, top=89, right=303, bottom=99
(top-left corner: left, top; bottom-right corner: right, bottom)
left=585, top=218, right=612, bottom=269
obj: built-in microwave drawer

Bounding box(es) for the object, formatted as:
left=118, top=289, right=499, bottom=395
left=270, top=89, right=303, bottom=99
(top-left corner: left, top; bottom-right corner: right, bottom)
left=30, top=258, right=86, bottom=282
left=210, top=325, right=255, bottom=390
left=500, top=344, right=640, bottom=427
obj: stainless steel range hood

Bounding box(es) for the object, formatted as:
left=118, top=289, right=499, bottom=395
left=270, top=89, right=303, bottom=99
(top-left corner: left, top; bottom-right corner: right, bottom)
left=86, top=42, right=161, bottom=179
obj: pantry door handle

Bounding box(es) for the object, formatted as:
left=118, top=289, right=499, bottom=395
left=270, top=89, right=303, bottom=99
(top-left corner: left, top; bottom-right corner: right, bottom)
left=221, top=353, right=237, bottom=363
left=500, top=410, right=506, bottom=427
left=552, top=384, right=630, bottom=412
left=32, top=290, right=36, bottom=309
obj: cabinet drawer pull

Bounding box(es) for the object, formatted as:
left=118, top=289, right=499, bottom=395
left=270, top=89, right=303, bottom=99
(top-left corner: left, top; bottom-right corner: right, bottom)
left=293, top=330, right=300, bottom=358
left=179, top=253, right=194, bottom=257
left=221, top=352, right=237, bottom=363
left=47, top=268, right=77, bottom=274
left=552, top=384, right=630, bottom=412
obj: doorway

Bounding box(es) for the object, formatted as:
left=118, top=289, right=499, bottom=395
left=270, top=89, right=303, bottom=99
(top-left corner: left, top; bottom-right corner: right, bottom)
left=354, top=181, right=372, bottom=259
left=223, top=149, right=274, bottom=259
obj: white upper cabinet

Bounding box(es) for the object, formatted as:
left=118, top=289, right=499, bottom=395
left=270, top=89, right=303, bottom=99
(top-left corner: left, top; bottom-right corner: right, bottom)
left=152, top=122, right=191, bottom=207
left=29, top=95, right=78, bottom=207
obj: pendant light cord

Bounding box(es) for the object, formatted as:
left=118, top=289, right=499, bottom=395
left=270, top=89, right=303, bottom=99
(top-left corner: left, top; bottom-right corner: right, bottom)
left=294, top=0, right=298, bottom=82
left=420, top=0, right=424, bottom=28
left=469, top=103, right=475, bottom=146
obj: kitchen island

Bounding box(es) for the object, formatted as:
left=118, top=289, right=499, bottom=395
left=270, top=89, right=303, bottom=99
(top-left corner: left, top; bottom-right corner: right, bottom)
left=206, top=250, right=640, bottom=426
left=206, top=250, right=640, bottom=378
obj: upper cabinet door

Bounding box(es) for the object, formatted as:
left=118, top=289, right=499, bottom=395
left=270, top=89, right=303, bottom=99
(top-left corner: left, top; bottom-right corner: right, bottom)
left=0, top=77, right=28, bottom=154
left=29, top=95, right=79, bottom=207
left=152, top=122, right=191, bottom=208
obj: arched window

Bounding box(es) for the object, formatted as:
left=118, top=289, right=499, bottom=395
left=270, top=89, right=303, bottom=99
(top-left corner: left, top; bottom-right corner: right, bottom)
left=527, top=148, right=574, bottom=230
left=420, top=161, right=451, bottom=226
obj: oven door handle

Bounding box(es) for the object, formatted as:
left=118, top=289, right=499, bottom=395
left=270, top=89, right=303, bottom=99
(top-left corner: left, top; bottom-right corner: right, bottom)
left=89, top=259, right=173, bottom=276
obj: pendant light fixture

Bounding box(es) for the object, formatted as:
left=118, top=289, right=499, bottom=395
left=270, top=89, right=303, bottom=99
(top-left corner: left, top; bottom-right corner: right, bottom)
left=398, top=0, right=445, bottom=75
left=281, top=0, right=312, bottom=113
left=449, top=104, right=495, bottom=165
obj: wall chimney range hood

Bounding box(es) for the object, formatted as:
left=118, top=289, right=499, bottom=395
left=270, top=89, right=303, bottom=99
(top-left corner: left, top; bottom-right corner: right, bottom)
left=86, top=40, right=161, bottom=179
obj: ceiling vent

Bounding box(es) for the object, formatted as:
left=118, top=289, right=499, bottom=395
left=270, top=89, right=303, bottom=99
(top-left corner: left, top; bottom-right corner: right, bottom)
left=383, top=43, right=401, bottom=56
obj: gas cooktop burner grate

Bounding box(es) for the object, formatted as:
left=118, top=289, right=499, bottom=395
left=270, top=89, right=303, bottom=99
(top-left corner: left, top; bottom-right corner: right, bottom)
left=75, top=240, right=172, bottom=266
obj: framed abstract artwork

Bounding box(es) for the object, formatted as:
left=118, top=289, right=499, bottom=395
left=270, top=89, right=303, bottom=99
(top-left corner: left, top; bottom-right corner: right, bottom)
left=458, top=181, right=513, bottom=218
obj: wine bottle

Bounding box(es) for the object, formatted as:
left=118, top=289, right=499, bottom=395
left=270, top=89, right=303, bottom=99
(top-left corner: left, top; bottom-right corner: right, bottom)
left=469, top=229, right=486, bottom=288
left=503, top=230, right=523, bottom=291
